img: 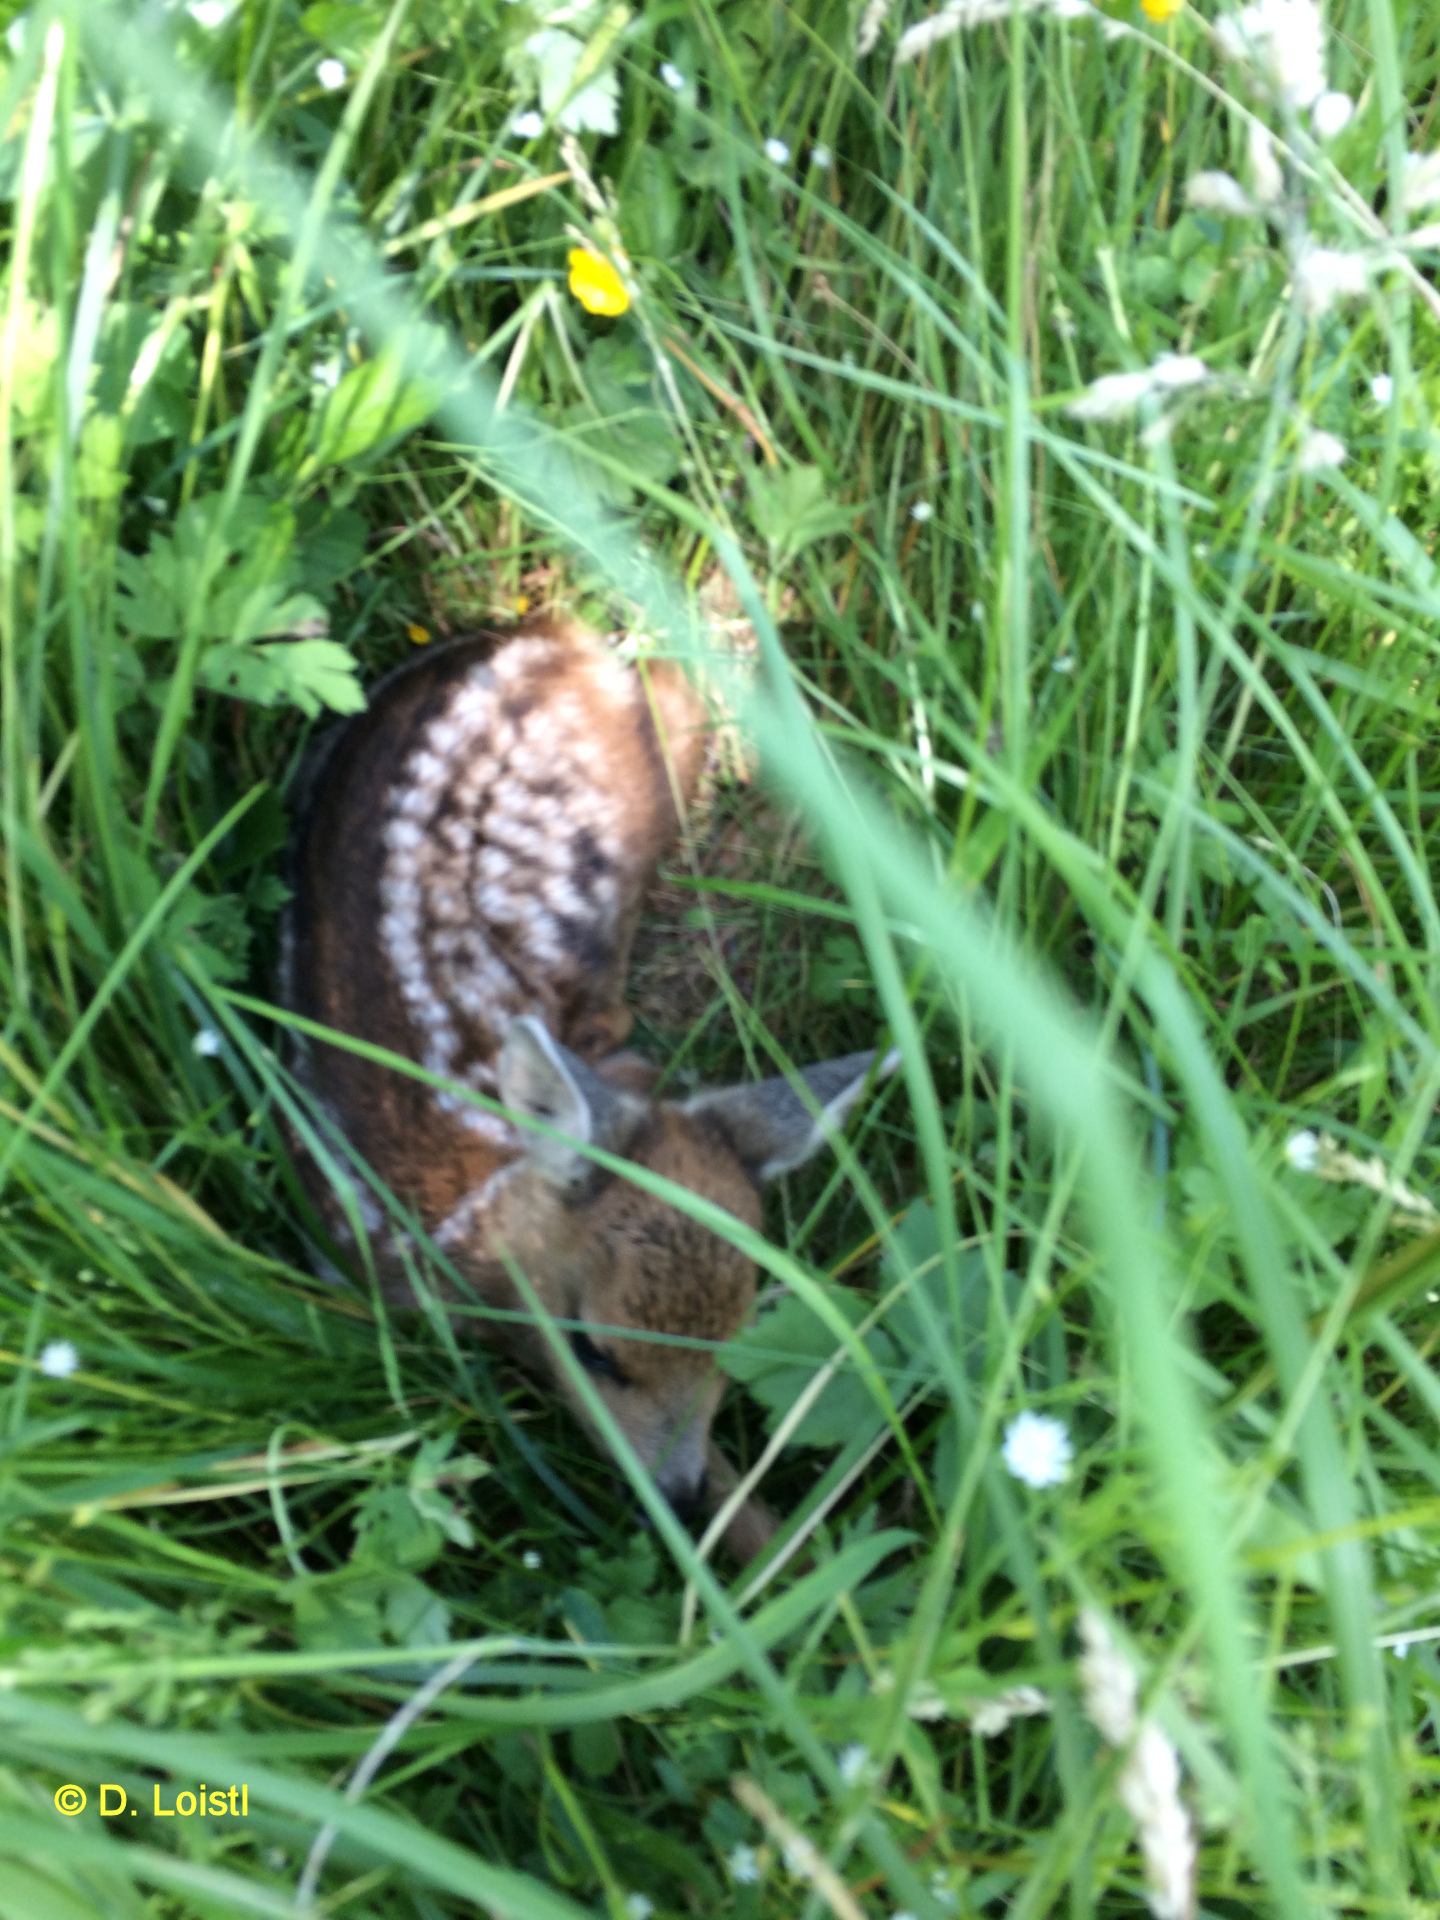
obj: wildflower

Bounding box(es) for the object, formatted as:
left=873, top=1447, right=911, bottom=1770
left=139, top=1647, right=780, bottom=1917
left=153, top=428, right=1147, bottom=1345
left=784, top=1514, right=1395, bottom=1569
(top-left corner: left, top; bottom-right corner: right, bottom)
left=727, top=1844, right=761, bottom=1884
left=624, top=1897, right=654, bottom=1920
left=1140, top=0, right=1183, bottom=19
left=764, top=136, right=791, bottom=165
left=1068, top=353, right=1207, bottom=422
left=1297, top=428, right=1346, bottom=473
left=1216, top=0, right=1327, bottom=110
left=192, top=1028, right=222, bottom=1057
left=659, top=60, right=685, bottom=91
left=512, top=109, right=545, bottom=139
left=188, top=0, right=229, bottom=24
left=316, top=56, right=347, bottom=91
left=1311, top=89, right=1354, bottom=138
left=1078, top=1612, right=1196, bottom=1920
left=567, top=247, right=629, bottom=316
left=1284, top=1128, right=1321, bottom=1170
left=857, top=0, right=893, bottom=53
left=1002, top=1410, right=1073, bottom=1488
left=968, top=1685, right=1053, bottom=1735
left=39, top=1340, right=80, bottom=1379
left=894, top=0, right=1087, bottom=63
left=522, top=1549, right=542, bottom=1570
left=910, top=500, right=934, bottom=522
left=1185, top=170, right=1256, bottom=218
left=1052, top=654, right=1076, bottom=674
left=1291, top=243, right=1367, bottom=316
left=810, top=144, right=833, bottom=169
left=1371, top=373, right=1393, bottom=404
left=1247, top=121, right=1284, bottom=205
left=1401, top=150, right=1440, bottom=213
left=837, top=1742, right=869, bottom=1784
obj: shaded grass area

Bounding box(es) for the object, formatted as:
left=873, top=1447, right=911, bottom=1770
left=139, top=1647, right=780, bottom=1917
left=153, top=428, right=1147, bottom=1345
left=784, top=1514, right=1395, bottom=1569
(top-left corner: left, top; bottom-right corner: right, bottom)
left=0, top=0, right=1439, bottom=1914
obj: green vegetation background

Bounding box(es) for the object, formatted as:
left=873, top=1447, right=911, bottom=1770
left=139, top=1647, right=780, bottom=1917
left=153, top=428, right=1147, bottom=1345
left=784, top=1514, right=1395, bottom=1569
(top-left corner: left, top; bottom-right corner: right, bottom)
left=0, top=0, right=1437, bottom=1913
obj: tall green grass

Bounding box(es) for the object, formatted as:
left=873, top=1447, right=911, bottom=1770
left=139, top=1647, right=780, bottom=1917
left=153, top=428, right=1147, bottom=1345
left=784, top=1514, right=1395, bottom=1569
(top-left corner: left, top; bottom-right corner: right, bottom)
left=0, top=0, right=1438, bottom=1914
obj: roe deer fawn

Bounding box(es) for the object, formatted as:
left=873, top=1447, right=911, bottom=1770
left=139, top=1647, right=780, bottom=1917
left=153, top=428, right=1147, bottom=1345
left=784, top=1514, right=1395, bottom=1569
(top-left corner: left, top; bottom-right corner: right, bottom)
left=283, top=620, right=888, bottom=1558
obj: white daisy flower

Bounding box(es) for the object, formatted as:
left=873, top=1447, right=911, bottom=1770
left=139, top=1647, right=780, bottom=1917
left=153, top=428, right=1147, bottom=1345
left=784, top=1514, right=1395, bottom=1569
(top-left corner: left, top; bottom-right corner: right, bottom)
left=1371, top=373, right=1393, bottom=404
left=764, top=136, right=791, bottom=165
left=512, top=109, right=545, bottom=139
left=316, top=57, right=348, bottom=91
left=39, top=1340, right=80, bottom=1379
left=1002, top=1410, right=1073, bottom=1488
left=659, top=60, right=685, bottom=91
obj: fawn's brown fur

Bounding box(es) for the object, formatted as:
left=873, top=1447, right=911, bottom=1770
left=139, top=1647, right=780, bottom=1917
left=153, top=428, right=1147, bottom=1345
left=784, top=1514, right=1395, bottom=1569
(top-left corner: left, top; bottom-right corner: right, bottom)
left=283, top=621, right=885, bottom=1559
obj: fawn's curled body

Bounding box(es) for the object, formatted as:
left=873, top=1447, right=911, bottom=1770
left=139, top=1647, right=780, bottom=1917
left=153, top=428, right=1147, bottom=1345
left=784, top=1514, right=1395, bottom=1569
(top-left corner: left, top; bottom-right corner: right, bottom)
left=284, top=621, right=887, bottom=1556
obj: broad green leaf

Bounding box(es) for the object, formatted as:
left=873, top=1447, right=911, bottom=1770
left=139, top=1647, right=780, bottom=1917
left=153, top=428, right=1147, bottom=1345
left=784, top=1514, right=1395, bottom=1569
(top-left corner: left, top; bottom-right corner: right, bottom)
left=746, top=464, right=852, bottom=559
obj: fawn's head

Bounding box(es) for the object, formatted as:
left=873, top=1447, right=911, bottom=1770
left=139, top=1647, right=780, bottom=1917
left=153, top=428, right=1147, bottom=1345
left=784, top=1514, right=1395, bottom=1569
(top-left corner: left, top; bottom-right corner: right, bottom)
left=484, top=1016, right=891, bottom=1515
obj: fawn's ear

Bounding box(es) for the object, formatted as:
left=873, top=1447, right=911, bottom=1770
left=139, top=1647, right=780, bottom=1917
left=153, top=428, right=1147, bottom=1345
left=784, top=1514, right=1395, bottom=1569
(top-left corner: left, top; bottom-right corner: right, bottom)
left=685, top=1047, right=898, bottom=1184
left=498, top=1016, right=639, bottom=1189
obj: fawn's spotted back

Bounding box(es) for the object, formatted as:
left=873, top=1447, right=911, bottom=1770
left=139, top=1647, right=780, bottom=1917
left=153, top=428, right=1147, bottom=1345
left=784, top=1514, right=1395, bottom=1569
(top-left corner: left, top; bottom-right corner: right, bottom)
left=284, top=621, right=891, bottom=1545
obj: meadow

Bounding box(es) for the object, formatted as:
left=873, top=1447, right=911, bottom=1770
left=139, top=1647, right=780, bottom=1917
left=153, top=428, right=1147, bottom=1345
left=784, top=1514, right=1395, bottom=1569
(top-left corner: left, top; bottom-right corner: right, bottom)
left=0, top=0, right=1437, bottom=1914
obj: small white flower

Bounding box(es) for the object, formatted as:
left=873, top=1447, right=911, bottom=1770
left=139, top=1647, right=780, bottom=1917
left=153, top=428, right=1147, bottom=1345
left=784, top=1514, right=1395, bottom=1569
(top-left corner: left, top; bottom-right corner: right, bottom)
left=312, top=358, right=342, bottom=390
left=764, top=136, right=791, bottom=165
left=1185, top=170, right=1256, bottom=218
left=316, top=56, right=348, bottom=91
left=1247, top=121, right=1284, bottom=206
left=1311, top=90, right=1354, bottom=139
left=969, top=601, right=984, bottom=623
left=1285, top=1128, right=1321, bottom=1170
left=910, top=499, right=933, bottom=522
left=39, top=1340, right=80, bottom=1379
left=522, top=1549, right=542, bottom=1570
left=1401, top=149, right=1440, bottom=213
left=1002, top=1410, right=1073, bottom=1488
left=1296, top=427, right=1347, bottom=473
left=1068, top=369, right=1153, bottom=421
left=727, top=1844, right=761, bottom=1884
left=968, top=1684, right=1052, bottom=1735
left=512, top=109, right=545, bottom=139
left=837, top=1742, right=869, bottom=1784
left=1216, top=0, right=1327, bottom=110
left=659, top=60, right=685, bottom=91
left=1371, top=373, right=1393, bottom=404
left=624, top=1897, right=654, bottom=1920
left=1149, top=353, right=1209, bottom=391
left=1392, top=1636, right=1412, bottom=1658
left=810, top=144, right=833, bottom=169
left=1052, top=654, right=1075, bottom=674
left=188, top=0, right=229, bottom=25
left=857, top=0, right=894, bottom=54
left=192, top=1028, right=222, bottom=1057
left=1291, top=244, right=1367, bottom=317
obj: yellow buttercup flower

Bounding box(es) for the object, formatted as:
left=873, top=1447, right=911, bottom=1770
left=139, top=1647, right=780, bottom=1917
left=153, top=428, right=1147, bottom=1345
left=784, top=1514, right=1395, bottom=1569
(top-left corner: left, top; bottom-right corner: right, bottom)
left=1141, top=0, right=1183, bottom=17
left=567, top=247, right=630, bottom=316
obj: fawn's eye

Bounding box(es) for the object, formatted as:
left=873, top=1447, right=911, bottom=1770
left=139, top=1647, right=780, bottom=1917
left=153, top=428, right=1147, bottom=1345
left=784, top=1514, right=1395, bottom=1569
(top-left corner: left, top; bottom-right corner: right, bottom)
left=570, top=1329, right=631, bottom=1387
